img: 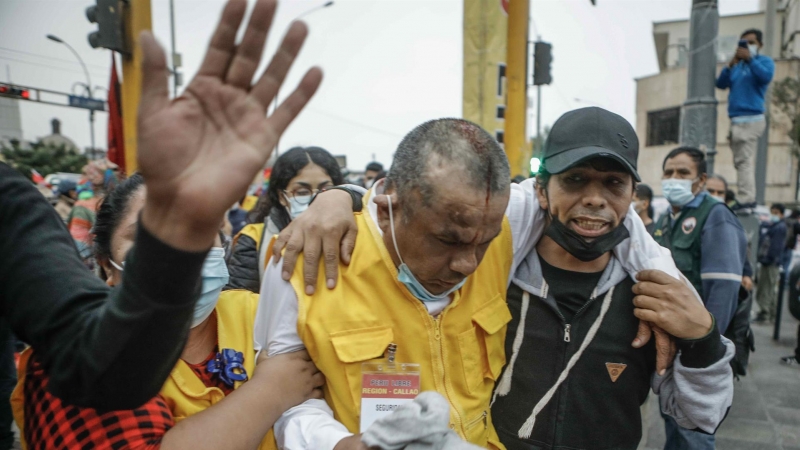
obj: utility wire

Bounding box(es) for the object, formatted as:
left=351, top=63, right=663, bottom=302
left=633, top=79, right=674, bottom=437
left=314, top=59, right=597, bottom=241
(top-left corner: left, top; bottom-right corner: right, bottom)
left=306, top=108, right=404, bottom=138
left=0, top=55, right=107, bottom=79
left=0, top=46, right=108, bottom=71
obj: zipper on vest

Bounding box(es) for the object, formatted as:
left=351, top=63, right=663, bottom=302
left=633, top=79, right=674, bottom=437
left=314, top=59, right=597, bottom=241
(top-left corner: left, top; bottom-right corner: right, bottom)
left=429, top=313, right=463, bottom=432
left=465, top=410, right=488, bottom=430
left=564, top=324, right=571, bottom=342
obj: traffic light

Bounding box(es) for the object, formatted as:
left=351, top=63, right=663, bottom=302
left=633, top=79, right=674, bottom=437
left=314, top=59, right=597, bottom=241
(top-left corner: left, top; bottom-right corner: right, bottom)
left=86, top=0, right=127, bottom=53
left=530, top=157, right=542, bottom=176
left=0, top=84, right=30, bottom=100
left=533, top=41, right=552, bottom=86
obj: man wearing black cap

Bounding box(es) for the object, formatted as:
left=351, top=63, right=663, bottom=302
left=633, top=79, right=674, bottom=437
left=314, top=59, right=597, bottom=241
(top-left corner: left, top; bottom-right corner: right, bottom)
left=271, top=108, right=734, bottom=450
left=489, top=107, right=733, bottom=449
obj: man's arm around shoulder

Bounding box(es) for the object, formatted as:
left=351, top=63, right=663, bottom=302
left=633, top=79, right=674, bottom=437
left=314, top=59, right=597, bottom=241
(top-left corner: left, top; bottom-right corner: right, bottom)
left=254, top=258, right=353, bottom=450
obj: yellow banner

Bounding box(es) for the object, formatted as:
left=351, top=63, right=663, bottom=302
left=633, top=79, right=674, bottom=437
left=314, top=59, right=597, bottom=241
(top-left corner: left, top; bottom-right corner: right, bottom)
left=462, top=0, right=508, bottom=144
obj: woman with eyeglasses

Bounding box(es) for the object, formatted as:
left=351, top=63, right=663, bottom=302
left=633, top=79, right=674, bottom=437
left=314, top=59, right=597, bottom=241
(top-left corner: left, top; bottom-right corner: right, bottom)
left=11, top=174, right=323, bottom=450
left=227, top=147, right=344, bottom=293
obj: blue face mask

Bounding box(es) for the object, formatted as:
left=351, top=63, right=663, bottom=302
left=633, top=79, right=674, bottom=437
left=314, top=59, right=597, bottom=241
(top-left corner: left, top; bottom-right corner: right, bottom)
left=193, top=247, right=230, bottom=328
left=770, top=214, right=781, bottom=223
left=388, top=198, right=466, bottom=302
left=661, top=178, right=696, bottom=207
left=284, top=193, right=312, bottom=220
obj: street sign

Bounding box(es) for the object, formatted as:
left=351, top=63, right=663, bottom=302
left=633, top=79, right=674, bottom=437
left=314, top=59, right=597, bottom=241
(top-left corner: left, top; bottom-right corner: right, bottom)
left=68, top=95, right=106, bottom=111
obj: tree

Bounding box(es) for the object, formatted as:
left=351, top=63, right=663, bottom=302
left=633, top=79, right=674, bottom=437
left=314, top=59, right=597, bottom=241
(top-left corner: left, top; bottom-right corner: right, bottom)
left=0, top=140, right=87, bottom=180
left=772, top=76, right=800, bottom=156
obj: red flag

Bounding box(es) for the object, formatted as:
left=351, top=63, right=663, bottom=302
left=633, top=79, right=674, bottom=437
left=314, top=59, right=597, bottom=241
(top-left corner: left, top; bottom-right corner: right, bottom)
left=107, top=54, right=126, bottom=174
left=30, top=169, right=44, bottom=184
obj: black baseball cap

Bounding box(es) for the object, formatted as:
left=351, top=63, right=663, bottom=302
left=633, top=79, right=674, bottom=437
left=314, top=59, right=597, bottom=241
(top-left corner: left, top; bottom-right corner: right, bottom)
left=542, top=107, right=640, bottom=181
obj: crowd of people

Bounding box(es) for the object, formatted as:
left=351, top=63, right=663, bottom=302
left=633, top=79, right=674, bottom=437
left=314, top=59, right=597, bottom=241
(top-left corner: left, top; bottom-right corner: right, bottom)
left=0, top=2, right=796, bottom=449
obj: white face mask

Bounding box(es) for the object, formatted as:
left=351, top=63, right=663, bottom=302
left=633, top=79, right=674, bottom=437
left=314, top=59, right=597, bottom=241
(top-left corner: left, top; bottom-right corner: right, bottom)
left=193, top=247, right=229, bottom=328
left=661, top=178, right=696, bottom=207
left=748, top=44, right=759, bottom=56
left=388, top=197, right=466, bottom=302
left=365, top=179, right=375, bottom=189
left=284, top=193, right=312, bottom=220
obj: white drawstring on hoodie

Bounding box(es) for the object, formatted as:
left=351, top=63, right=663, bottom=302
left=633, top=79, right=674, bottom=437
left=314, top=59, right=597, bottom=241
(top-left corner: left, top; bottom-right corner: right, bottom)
left=493, top=283, right=616, bottom=439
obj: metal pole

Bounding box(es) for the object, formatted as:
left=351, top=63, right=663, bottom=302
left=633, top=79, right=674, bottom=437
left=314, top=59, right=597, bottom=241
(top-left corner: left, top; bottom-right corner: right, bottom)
left=89, top=110, right=96, bottom=160
left=537, top=85, right=542, bottom=156
left=756, top=0, right=777, bottom=205
left=774, top=269, right=786, bottom=340
left=169, top=0, right=178, bottom=97
left=273, top=1, right=334, bottom=157
left=679, top=0, right=719, bottom=174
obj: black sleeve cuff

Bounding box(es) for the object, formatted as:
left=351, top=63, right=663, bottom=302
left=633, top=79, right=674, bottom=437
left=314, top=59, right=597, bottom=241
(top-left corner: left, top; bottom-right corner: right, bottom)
left=317, top=186, right=364, bottom=212
left=123, top=221, right=208, bottom=309
left=676, top=316, right=727, bottom=369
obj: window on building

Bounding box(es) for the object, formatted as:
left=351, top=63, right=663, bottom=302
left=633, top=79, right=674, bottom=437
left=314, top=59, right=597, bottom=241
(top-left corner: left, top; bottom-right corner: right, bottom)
left=647, top=107, right=680, bottom=147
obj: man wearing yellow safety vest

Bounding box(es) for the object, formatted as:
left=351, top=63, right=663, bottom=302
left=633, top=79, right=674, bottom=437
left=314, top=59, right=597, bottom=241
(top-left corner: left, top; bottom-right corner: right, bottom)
left=255, top=119, right=518, bottom=449
left=257, top=113, right=734, bottom=450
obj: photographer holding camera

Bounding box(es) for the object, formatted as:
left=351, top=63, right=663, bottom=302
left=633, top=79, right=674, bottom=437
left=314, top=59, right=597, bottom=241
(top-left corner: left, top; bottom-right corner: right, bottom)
left=715, top=29, right=775, bottom=208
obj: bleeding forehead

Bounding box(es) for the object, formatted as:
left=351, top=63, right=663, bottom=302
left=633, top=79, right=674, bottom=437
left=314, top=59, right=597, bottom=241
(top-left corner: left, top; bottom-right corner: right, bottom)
left=426, top=187, right=507, bottom=229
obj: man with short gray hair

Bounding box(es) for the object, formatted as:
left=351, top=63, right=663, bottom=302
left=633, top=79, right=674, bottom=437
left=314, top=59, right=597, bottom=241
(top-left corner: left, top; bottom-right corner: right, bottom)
left=254, top=118, right=517, bottom=449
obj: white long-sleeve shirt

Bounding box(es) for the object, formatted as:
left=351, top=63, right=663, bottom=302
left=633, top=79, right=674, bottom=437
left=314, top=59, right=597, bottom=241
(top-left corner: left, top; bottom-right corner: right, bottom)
left=253, top=178, right=691, bottom=450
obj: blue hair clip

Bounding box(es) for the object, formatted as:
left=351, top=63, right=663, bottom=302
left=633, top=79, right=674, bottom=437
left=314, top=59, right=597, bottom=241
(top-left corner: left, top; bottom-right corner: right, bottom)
left=207, top=348, right=249, bottom=387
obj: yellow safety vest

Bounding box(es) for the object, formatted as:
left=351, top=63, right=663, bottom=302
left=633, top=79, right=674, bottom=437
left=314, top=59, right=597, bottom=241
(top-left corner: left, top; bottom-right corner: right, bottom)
left=291, top=198, right=514, bottom=449
left=241, top=195, right=259, bottom=212
left=160, top=289, right=276, bottom=450
left=11, top=290, right=277, bottom=450
left=234, top=223, right=270, bottom=280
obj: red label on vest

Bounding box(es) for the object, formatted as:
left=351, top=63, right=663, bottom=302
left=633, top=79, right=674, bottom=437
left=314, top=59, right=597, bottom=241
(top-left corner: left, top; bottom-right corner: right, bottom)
left=360, top=371, right=421, bottom=432
left=361, top=373, right=420, bottom=398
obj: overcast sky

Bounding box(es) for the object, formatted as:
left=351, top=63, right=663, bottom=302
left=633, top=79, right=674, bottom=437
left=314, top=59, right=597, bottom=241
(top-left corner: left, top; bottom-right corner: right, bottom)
left=0, top=0, right=760, bottom=170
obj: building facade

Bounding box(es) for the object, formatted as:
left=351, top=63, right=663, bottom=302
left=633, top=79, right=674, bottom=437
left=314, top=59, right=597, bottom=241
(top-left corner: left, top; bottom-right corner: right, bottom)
left=0, top=97, right=23, bottom=147
left=636, top=3, right=800, bottom=203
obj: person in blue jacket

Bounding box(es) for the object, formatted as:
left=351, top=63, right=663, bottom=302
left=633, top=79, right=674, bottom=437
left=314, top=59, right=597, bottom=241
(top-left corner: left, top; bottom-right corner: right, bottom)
left=716, top=28, right=775, bottom=208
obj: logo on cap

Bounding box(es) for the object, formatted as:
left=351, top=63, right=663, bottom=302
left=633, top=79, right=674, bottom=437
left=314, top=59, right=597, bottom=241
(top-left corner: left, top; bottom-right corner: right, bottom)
left=617, top=133, right=629, bottom=149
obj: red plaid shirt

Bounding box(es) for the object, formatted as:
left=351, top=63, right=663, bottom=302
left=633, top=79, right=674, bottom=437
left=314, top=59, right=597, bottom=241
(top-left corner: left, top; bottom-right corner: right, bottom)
left=23, top=350, right=232, bottom=449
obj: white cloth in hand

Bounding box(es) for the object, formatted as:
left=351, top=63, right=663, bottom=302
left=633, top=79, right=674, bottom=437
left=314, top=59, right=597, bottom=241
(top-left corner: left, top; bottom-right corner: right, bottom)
left=361, top=392, right=483, bottom=450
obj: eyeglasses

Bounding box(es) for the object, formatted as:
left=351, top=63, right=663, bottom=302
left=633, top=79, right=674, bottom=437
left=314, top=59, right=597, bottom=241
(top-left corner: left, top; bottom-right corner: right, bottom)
left=283, top=189, right=323, bottom=205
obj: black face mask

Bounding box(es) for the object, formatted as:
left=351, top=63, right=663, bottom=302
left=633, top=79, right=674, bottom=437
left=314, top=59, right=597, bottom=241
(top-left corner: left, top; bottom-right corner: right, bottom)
left=544, top=215, right=630, bottom=262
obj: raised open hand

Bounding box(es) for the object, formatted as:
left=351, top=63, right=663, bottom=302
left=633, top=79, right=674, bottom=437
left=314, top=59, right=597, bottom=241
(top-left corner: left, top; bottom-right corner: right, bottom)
left=138, top=0, right=322, bottom=251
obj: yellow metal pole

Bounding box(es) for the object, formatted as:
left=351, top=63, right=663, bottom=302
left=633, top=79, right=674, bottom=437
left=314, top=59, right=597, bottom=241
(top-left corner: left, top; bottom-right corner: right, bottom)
left=504, top=0, right=530, bottom=177
left=121, top=0, right=152, bottom=176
